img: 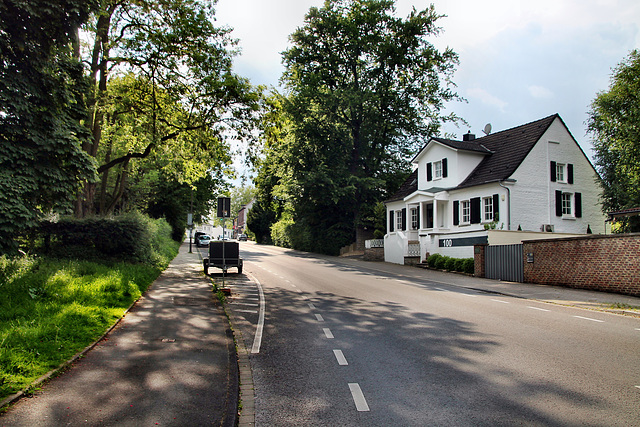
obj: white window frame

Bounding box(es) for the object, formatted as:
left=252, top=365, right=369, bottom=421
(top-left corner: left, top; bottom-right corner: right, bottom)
left=396, top=210, right=403, bottom=230
left=483, top=196, right=493, bottom=222
left=410, top=208, right=419, bottom=230
left=433, top=160, right=443, bottom=180
left=561, top=192, right=573, bottom=216
left=461, top=200, right=471, bottom=224
left=556, top=163, right=566, bottom=183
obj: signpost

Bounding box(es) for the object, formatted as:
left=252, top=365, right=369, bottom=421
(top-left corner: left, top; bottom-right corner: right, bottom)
left=187, top=213, right=193, bottom=253
left=217, top=197, right=231, bottom=288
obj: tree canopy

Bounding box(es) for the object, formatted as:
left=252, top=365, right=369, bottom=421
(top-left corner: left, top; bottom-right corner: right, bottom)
left=252, top=0, right=461, bottom=254
left=75, top=0, right=262, bottom=217
left=0, top=0, right=98, bottom=253
left=587, top=49, right=640, bottom=232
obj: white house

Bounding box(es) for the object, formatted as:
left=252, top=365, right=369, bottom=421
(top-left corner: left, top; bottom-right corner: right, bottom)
left=384, top=114, right=606, bottom=264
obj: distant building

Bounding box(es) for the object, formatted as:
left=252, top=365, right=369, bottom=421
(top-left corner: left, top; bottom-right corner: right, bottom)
left=236, top=199, right=255, bottom=235
left=384, top=114, right=606, bottom=264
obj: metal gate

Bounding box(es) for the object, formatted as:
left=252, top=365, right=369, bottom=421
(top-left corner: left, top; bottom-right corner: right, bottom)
left=485, top=244, right=524, bottom=282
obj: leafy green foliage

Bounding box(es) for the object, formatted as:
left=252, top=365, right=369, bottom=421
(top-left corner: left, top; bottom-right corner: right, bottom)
left=77, top=0, right=262, bottom=216
left=426, top=253, right=474, bottom=274
left=254, top=0, right=461, bottom=255
left=0, top=0, right=98, bottom=254
left=587, top=49, right=640, bottom=232
left=39, top=213, right=176, bottom=265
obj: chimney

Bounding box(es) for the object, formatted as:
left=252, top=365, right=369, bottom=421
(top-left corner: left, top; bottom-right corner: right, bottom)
left=463, top=131, right=475, bottom=141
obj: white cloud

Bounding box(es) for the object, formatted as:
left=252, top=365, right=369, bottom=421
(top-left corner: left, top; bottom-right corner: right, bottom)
left=466, top=88, right=508, bottom=111
left=528, top=85, right=554, bottom=99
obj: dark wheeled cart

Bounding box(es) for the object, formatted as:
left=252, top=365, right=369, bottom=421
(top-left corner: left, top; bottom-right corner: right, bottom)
left=203, top=240, right=243, bottom=275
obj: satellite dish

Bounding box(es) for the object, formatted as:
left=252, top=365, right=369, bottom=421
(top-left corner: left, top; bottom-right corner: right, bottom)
left=483, top=123, right=492, bottom=135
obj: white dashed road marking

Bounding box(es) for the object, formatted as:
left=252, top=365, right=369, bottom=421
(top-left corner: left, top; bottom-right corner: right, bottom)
left=333, top=350, right=348, bottom=365
left=573, top=315, right=604, bottom=323
left=315, top=314, right=324, bottom=322
left=527, top=306, right=550, bottom=312
left=348, top=383, right=370, bottom=412
left=323, top=328, right=334, bottom=339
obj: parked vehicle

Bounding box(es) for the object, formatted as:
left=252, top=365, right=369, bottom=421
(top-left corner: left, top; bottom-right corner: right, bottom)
left=238, top=234, right=247, bottom=241
left=196, top=234, right=211, bottom=247
left=203, top=240, right=243, bottom=274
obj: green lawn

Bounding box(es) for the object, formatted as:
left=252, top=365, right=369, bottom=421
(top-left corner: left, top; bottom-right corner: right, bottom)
left=0, top=241, right=179, bottom=401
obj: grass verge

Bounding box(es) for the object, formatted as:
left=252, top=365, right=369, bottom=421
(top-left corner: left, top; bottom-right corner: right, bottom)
left=0, top=240, right=180, bottom=402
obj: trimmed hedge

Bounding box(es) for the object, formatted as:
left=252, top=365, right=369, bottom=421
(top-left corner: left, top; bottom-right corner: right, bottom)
left=38, top=213, right=175, bottom=265
left=426, top=253, right=474, bottom=274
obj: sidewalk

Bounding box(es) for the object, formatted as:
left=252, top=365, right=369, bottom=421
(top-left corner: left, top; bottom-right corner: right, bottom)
left=0, top=242, right=237, bottom=426
left=342, top=256, right=640, bottom=316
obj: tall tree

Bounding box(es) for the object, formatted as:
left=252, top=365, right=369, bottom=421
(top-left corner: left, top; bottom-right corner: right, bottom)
left=0, top=0, right=97, bottom=253
left=76, top=0, right=261, bottom=216
left=587, top=49, right=640, bottom=232
left=271, top=0, right=460, bottom=254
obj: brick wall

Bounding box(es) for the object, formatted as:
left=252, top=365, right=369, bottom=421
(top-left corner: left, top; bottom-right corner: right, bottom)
left=474, top=244, right=487, bottom=278
left=523, top=234, right=640, bottom=296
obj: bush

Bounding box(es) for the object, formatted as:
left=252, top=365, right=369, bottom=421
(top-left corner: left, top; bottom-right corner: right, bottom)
left=461, top=258, right=475, bottom=274
left=434, top=255, right=449, bottom=270
left=38, top=213, right=176, bottom=265
left=426, top=254, right=475, bottom=274
left=444, top=257, right=457, bottom=271
left=270, top=215, right=294, bottom=248
left=426, top=253, right=442, bottom=268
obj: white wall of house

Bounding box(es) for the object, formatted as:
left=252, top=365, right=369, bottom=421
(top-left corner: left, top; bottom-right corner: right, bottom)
left=384, top=116, right=607, bottom=266
left=414, top=141, right=485, bottom=189
left=510, top=118, right=605, bottom=234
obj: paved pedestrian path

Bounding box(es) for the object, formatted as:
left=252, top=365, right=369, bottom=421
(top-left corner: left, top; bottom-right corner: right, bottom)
left=0, top=243, right=237, bottom=427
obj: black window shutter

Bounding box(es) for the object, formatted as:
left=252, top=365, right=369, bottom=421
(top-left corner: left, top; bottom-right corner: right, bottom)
left=568, top=163, right=574, bottom=184
left=389, top=210, right=395, bottom=232
left=555, top=190, right=563, bottom=217
left=442, top=158, right=448, bottom=178
left=453, top=201, right=459, bottom=226
left=426, top=163, right=432, bottom=181
left=416, top=205, right=420, bottom=229
left=550, top=161, right=557, bottom=182
left=575, top=192, right=582, bottom=217
left=470, top=197, right=481, bottom=224
left=493, top=194, right=500, bottom=221
left=401, top=208, right=407, bottom=231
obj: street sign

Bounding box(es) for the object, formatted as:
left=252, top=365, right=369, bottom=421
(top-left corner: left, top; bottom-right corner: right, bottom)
left=217, top=197, right=231, bottom=218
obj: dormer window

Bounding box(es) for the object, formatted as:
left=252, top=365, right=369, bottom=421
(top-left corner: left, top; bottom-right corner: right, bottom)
left=426, top=158, right=448, bottom=181
left=434, top=161, right=443, bottom=179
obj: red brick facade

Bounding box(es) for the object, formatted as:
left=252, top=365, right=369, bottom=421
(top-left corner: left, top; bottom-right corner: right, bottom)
left=474, top=244, right=487, bottom=278
left=523, top=234, right=640, bottom=296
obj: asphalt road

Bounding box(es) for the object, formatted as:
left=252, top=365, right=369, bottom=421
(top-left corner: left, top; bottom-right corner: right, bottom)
left=222, top=242, right=640, bottom=426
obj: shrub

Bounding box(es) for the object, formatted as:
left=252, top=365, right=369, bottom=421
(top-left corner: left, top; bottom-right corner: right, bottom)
left=434, top=255, right=449, bottom=270
left=38, top=213, right=176, bottom=265
left=444, top=257, right=457, bottom=271
left=426, top=253, right=442, bottom=268
left=270, top=215, right=294, bottom=248
left=462, top=258, right=475, bottom=274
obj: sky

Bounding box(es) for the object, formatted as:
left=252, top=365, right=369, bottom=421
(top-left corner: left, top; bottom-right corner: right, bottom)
left=213, top=0, right=640, bottom=172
